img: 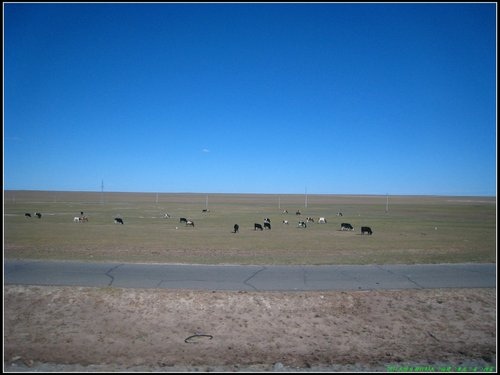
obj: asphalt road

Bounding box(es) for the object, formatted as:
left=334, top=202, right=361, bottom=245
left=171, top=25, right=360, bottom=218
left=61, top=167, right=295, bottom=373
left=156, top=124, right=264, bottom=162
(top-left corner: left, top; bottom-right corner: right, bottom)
left=4, top=260, right=496, bottom=291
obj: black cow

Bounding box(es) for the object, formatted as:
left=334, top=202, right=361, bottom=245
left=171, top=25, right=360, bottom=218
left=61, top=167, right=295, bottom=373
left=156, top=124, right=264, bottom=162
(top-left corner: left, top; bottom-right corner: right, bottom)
left=233, top=224, right=239, bottom=233
left=264, top=222, right=271, bottom=230
left=361, top=226, right=373, bottom=235
left=202, top=209, right=210, bottom=213
left=35, top=212, right=42, bottom=219
left=114, top=218, right=124, bottom=224
left=296, top=210, right=301, bottom=215
left=179, top=217, right=188, bottom=224
left=25, top=213, right=31, bottom=218
left=341, top=223, right=354, bottom=231
left=254, top=223, right=263, bottom=231
left=297, top=221, right=307, bottom=228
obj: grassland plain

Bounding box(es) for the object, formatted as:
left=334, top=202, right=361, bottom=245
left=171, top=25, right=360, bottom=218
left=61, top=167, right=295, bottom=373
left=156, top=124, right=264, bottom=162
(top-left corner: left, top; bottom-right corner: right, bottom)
left=3, top=190, right=496, bottom=265
left=3, top=191, right=497, bottom=372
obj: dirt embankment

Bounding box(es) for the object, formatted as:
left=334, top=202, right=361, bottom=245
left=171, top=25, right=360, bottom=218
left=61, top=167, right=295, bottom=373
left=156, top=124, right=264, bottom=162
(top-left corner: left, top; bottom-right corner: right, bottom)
left=4, top=286, right=496, bottom=372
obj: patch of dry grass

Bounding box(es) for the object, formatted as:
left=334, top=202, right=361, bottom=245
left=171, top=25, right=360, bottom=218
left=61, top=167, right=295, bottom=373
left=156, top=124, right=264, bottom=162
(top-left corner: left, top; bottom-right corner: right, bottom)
left=3, top=191, right=496, bottom=265
left=4, top=285, right=496, bottom=369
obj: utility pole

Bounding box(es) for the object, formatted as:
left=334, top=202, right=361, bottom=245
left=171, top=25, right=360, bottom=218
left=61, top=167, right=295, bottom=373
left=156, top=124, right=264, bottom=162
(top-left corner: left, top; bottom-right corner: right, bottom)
left=101, top=180, right=104, bottom=204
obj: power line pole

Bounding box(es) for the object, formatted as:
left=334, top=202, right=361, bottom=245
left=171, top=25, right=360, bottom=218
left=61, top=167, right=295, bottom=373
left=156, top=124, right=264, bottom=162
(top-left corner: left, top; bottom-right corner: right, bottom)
left=101, top=180, right=104, bottom=204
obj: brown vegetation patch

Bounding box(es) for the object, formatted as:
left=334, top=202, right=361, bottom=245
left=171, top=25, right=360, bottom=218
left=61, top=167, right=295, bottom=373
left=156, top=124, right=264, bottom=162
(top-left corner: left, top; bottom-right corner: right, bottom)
left=4, top=286, right=496, bottom=370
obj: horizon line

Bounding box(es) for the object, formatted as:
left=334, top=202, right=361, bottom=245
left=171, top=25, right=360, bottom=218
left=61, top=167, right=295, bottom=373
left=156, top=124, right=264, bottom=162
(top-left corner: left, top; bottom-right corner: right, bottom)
left=3, top=189, right=496, bottom=198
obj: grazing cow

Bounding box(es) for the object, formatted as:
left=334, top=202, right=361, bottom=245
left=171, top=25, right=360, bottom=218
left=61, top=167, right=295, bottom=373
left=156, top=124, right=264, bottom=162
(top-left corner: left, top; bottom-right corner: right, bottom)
left=233, top=224, right=239, bottom=233
left=202, top=209, right=210, bottom=213
left=361, top=226, right=373, bottom=235
left=254, top=223, right=263, bottom=231
left=337, top=212, right=343, bottom=217
left=264, top=218, right=271, bottom=224
left=74, top=216, right=80, bottom=223
left=25, top=213, right=31, bottom=218
left=186, top=220, right=195, bottom=227
left=341, top=223, right=354, bottom=231
left=114, top=218, right=124, bottom=224
left=318, top=217, right=327, bottom=224
left=179, top=217, right=188, bottom=224
left=306, top=217, right=314, bottom=223
left=296, top=210, right=301, bottom=215
left=163, top=213, right=171, bottom=218
left=282, top=220, right=289, bottom=225
left=264, top=222, right=271, bottom=230
left=35, top=212, right=42, bottom=219
left=282, top=209, right=288, bottom=214
left=80, top=216, right=88, bottom=222
left=297, top=221, right=307, bottom=228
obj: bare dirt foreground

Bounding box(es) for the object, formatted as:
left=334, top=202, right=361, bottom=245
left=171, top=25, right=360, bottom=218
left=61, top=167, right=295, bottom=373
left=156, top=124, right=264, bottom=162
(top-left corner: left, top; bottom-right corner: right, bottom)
left=4, top=286, right=496, bottom=372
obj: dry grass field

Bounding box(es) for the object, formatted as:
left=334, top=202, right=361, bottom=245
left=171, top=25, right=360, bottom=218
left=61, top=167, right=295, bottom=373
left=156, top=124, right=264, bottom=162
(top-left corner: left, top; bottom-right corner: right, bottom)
left=3, top=191, right=496, bottom=265
left=4, top=286, right=496, bottom=372
left=3, top=191, right=497, bottom=372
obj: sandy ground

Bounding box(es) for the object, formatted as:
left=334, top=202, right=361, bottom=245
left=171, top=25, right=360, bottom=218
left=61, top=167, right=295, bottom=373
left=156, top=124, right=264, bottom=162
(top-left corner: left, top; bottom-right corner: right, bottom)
left=3, top=286, right=496, bottom=372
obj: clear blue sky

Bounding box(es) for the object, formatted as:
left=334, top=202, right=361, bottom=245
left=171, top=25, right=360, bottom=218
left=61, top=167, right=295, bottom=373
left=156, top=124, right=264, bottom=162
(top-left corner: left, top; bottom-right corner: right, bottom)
left=4, top=2, right=497, bottom=196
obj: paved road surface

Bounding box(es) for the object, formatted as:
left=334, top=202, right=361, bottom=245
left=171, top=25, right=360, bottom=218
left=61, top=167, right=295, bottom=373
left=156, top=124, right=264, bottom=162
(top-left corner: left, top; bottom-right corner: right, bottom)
left=4, top=260, right=496, bottom=291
